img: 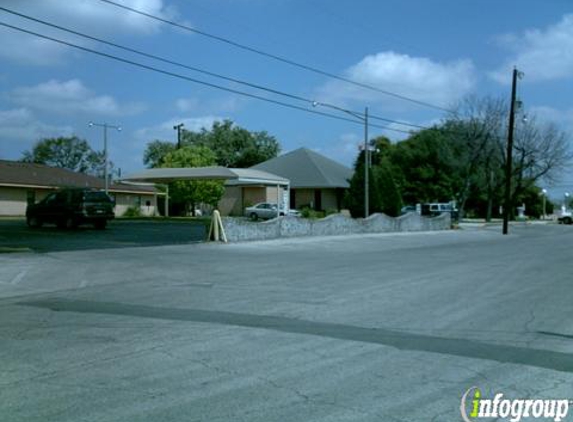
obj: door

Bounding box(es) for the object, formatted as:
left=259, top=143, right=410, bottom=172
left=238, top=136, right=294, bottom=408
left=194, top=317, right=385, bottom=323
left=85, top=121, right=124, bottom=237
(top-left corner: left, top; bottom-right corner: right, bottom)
left=314, top=189, right=322, bottom=211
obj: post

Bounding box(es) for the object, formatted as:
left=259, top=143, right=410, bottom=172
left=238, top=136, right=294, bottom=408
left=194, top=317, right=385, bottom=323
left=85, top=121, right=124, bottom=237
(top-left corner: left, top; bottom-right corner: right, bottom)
left=103, top=124, right=109, bottom=194
left=276, top=184, right=280, bottom=219
left=364, top=106, right=369, bottom=218
left=174, top=123, right=184, bottom=149
left=165, top=184, right=169, bottom=217
left=502, top=68, right=519, bottom=235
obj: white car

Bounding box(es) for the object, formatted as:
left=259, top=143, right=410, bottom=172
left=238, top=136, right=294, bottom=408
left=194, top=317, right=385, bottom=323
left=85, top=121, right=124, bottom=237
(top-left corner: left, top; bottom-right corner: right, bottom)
left=244, top=203, right=299, bottom=220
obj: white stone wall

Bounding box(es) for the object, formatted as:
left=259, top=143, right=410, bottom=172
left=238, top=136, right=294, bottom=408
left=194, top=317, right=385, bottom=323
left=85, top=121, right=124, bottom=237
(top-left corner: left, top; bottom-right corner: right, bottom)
left=222, top=212, right=451, bottom=242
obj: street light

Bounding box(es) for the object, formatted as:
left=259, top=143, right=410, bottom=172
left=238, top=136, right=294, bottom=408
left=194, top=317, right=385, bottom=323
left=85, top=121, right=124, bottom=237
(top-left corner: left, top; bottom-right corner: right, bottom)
left=88, top=121, right=122, bottom=194
left=541, top=188, right=547, bottom=220
left=312, top=101, right=370, bottom=218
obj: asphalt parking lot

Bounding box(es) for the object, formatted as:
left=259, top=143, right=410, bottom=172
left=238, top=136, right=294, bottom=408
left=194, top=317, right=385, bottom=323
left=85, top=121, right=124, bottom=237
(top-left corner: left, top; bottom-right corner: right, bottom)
left=0, top=218, right=208, bottom=252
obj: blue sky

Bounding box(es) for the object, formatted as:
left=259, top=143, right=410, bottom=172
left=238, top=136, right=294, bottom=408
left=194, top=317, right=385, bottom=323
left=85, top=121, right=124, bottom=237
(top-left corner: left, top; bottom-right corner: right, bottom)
left=1, top=0, right=572, bottom=197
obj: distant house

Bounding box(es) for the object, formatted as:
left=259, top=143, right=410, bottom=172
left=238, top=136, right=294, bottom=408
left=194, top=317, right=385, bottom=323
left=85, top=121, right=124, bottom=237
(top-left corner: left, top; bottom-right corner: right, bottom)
left=0, top=160, right=160, bottom=217
left=250, top=148, right=353, bottom=211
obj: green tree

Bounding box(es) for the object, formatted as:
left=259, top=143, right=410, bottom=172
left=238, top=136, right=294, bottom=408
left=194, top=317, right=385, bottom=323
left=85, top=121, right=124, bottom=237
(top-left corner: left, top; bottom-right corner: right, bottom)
left=182, top=120, right=280, bottom=167
left=142, top=120, right=281, bottom=169
left=21, top=136, right=108, bottom=176
left=161, top=146, right=225, bottom=215
left=373, top=158, right=403, bottom=217
left=143, top=140, right=177, bottom=168
left=390, top=128, right=461, bottom=205
left=344, top=139, right=402, bottom=218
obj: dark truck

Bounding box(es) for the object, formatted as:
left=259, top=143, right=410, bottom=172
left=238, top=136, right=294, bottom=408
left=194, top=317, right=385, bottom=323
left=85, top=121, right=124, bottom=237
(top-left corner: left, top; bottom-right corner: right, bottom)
left=26, top=188, right=115, bottom=230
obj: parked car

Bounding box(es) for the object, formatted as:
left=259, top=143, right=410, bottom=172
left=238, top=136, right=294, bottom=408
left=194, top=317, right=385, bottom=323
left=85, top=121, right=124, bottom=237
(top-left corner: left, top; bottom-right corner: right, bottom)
left=244, top=203, right=300, bottom=220
left=26, top=188, right=115, bottom=230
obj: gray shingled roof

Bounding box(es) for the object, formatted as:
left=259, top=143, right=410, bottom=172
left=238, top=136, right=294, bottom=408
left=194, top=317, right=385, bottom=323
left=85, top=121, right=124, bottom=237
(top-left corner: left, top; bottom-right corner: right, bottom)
left=0, top=160, right=156, bottom=194
left=251, top=148, right=352, bottom=189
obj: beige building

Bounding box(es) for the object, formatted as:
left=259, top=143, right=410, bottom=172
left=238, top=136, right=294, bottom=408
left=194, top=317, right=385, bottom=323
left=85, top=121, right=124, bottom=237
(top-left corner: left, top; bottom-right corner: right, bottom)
left=250, top=148, right=352, bottom=212
left=0, top=160, right=160, bottom=217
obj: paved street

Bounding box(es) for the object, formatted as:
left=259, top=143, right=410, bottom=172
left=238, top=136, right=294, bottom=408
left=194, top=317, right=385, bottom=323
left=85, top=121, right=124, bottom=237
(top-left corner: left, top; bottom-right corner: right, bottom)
left=1, top=224, right=573, bottom=421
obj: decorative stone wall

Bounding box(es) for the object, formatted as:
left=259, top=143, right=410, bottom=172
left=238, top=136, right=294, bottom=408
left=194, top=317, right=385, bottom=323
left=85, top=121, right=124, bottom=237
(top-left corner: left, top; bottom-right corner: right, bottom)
left=222, top=212, right=451, bottom=242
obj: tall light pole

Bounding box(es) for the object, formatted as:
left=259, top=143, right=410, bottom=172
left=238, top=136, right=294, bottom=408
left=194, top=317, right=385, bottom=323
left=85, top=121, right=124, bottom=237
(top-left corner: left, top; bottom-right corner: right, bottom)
left=502, top=67, right=524, bottom=235
left=541, top=188, right=547, bottom=220
left=173, top=123, right=184, bottom=149
left=312, top=102, right=370, bottom=217
left=89, top=122, right=121, bottom=194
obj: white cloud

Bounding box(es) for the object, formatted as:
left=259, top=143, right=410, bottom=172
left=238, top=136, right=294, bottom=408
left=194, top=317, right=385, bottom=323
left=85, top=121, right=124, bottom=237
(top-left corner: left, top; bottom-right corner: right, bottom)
left=490, top=14, right=573, bottom=83
left=175, top=98, right=200, bottom=113
left=317, top=51, right=475, bottom=110
left=175, top=96, right=245, bottom=113
left=0, top=108, right=74, bottom=157
left=10, top=79, right=146, bottom=116
left=134, top=115, right=224, bottom=142
left=0, top=0, right=177, bottom=65
left=529, top=105, right=573, bottom=131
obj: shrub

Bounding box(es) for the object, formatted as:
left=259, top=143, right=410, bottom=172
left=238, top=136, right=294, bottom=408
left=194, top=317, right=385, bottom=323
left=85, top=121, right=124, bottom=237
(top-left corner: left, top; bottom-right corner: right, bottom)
left=122, top=206, right=142, bottom=218
left=301, top=207, right=325, bottom=219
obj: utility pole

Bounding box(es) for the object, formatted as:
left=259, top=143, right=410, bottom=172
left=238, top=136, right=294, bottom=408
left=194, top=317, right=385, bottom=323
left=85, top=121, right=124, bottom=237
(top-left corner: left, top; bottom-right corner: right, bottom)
left=364, top=107, right=369, bottom=218
left=502, top=67, right=523, bottom=235
left=173, top=123, right=184, bottom=149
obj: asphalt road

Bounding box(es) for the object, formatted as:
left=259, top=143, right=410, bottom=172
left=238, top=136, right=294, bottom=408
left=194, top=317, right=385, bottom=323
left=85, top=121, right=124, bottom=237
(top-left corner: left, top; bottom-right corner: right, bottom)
left=1, top=224, right=573, bottom=421
left=0, top=219, right=207, bottom=252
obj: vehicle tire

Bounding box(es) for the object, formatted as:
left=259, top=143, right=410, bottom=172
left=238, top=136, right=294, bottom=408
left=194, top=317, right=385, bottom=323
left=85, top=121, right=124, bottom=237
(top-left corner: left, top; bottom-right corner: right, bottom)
left=26, top=216, right=42, bottom=228
left=94, top=220, right=107, bottom=230
left=249, top=212, right=258, bottom=221
left=565, top=217, right=572, bottom=225
left=64, top=217, right=77, bottom=230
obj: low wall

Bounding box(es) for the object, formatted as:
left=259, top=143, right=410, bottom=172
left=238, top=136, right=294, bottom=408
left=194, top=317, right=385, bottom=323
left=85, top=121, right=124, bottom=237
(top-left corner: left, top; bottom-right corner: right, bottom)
left=222, top=212, right=451, bottom=242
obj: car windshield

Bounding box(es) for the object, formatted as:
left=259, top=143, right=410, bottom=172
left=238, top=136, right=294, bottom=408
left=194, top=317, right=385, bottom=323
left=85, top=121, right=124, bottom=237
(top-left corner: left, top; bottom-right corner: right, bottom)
left=83, top=191, right=111, bottom=203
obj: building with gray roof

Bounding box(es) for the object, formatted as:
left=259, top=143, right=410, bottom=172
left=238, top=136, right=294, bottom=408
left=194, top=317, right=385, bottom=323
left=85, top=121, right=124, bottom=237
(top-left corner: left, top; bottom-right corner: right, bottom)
left=251, top=148, right=353, bottom=211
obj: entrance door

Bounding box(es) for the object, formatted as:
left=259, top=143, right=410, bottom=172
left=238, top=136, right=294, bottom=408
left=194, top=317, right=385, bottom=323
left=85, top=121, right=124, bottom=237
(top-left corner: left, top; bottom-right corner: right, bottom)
left=290, top=189, right=296, bottom=209
left=314, top=189, right=322, bottom=211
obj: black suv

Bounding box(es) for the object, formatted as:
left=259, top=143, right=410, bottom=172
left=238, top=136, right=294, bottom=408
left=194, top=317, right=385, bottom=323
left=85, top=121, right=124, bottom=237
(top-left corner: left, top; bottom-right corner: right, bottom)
left=26, top=188, right=115, bottom=230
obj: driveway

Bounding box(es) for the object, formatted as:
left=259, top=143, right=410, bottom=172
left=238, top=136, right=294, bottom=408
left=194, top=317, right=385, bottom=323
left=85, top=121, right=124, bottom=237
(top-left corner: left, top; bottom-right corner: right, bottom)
left=0, top=219, right=207, bottom=252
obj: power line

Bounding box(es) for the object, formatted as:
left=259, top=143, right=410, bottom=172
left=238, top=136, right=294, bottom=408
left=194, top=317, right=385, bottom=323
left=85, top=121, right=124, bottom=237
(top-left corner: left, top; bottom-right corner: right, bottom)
left=95, top=0, right=455, bottom=114
left=0, top=21, right=413, bottom=135
left=0, top=6, right=423, bottom=132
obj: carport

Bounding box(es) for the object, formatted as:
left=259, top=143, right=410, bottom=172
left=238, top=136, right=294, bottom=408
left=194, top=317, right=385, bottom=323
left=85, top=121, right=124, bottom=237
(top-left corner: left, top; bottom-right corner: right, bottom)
left=122, top=167, right=290, bottom=241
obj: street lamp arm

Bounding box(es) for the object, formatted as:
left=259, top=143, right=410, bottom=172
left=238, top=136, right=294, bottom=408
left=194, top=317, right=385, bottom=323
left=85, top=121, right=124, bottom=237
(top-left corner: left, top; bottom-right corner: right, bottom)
left=311, top=101, right=365, bottom=121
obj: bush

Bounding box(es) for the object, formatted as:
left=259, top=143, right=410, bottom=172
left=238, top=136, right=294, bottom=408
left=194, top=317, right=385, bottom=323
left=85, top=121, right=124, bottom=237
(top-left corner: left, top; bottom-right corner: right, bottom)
left=301, top=207, right=325, bottom=219
left=122, top=206, right=142, bottom=217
